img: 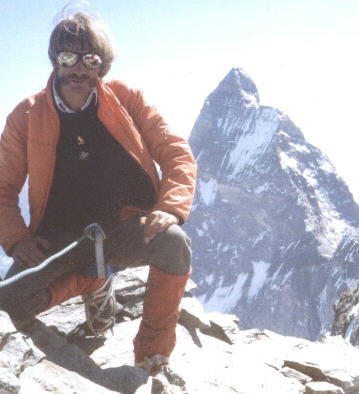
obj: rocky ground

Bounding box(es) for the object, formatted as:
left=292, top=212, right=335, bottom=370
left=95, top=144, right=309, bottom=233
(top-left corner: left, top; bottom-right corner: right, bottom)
left=1, top=267, right=359, bottom=394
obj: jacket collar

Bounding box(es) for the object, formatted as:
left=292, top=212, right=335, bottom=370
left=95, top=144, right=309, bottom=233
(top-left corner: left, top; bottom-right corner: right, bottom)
left=52, top=78, right=98, bottom=113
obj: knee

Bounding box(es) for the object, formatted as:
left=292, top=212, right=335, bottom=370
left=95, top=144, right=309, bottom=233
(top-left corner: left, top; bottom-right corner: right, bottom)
left=152, top=224, right=192, bottom=275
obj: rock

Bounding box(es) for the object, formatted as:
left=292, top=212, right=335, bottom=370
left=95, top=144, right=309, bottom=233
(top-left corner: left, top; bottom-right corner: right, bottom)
left=18, top=359, right=119, bottom=393
left=114, top=267, right=149, bottom=291
left=0, top=368, right=20, bottom=394
left=280, top=366, right=312, bottom=384
left=121, top=300, right=144, bottom=320
left=0, top=311, right=17, bottom=338
left=179, top=296, right=211, bottom=330
left=1, top=267, right=359, bottom=393
left=116, top=285, right=146, bottom=304
left=200, top=312, right=240, bottom=344
left=331, top=280, right=359, bottom=346
left=283, top=336, right=359, bottom=393
left=0, top=331, right=45, bottom=376
left=38, top=297, right=85, bottom=335
left=305, top=381, right=345, bottom=394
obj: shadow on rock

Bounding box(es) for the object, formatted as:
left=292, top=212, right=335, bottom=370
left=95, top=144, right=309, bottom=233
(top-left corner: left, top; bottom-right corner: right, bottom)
left=20, top=319, right=148, bottom=394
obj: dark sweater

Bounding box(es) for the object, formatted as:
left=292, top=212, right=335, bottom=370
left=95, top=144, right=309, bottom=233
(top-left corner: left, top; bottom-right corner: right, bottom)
left=37, top=102, right=156, bottom=235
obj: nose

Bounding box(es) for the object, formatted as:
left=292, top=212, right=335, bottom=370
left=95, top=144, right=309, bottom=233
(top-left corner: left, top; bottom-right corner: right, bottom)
left=72, top=59, right=87, bottom=73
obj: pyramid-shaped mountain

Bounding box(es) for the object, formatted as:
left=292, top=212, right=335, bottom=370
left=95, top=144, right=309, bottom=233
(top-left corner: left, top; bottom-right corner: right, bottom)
left=185, top=68, right=359, bottom=340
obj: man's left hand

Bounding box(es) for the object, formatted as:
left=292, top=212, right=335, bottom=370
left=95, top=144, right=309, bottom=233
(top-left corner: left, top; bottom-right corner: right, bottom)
left=140, top=210, right=179, bottom=244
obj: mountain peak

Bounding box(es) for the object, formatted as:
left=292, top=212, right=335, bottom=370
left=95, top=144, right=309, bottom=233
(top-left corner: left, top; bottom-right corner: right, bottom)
left=214, top=67, right=260, bottom=107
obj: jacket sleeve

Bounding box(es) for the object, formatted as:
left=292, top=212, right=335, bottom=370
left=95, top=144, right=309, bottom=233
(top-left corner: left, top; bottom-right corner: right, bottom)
left=0, top=107, right=31, bottom=255
left=125, top=88, right=197, bottom=223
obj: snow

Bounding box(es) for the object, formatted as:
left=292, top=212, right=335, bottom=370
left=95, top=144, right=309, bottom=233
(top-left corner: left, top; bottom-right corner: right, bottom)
left=252, top=230, right=270, bottom=247
left=248, top=260, right=270, bottom=299
left=288, top=142, right=310, bottom=154
left=279, top=150, right=354, bottom=259
left=202, top=221, right=209, bottom=231
left=280, top=270, right=292, bottom=286
left=318, top=285, right=329, bottom=333
left=279, top=151, right=300, bottom=172
left=203, top=273, right=215, bottom=287
left=196, top=228, right=204, bottom=237
left=226, top=109, right=278, bottom=177
left=280, top=240, right=300, bottom=256
left=0, top=255, right=12, bottom=279
left=254, top=182, right=270, bottom=194
left=304, top=182, right=349, bottom=258
left=198, top=178, right=218, bottom=206
left=200, top=272, right=249, bottom=313
left=240, top=90, right=259, bottom=107
left=220, top=109, right=242, bottom=136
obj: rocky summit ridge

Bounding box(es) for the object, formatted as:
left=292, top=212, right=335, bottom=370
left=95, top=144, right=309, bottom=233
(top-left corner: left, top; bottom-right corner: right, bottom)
left=185, top=67, right=359, bottom=341
left=1, top=267, right=359, bottom=394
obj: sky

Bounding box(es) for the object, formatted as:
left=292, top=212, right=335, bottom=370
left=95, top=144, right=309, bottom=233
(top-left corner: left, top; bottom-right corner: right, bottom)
left=0, top=0, right=358, bottom=202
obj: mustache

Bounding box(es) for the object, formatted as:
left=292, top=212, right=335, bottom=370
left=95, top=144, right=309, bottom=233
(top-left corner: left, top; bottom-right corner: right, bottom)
left=61, top=74, right=90, bottom=81
left=57, top=74, right=97, bottom=88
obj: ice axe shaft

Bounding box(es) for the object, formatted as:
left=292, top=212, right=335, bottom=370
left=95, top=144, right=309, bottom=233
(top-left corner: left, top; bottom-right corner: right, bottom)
left=0, top=223, right=106, bottom=289
left=83, top=223, right=106, bottom=278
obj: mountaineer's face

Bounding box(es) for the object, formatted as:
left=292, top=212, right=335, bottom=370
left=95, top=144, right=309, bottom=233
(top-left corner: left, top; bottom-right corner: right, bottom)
left=54, top=43, right=102, bottom=94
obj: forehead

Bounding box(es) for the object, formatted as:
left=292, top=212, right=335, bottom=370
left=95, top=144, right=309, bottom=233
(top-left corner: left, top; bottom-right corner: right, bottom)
left=56, top=32, right=94, bottom=53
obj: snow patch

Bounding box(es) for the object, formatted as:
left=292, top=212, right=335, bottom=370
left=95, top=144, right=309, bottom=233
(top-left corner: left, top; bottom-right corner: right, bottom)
left=280, top=270, right=292, bottom=286
left=254, top=182, right=270, bottom=194
left=226, top=110, right=277, bottom=177
left=279, top=150, right=353, bottom=259
left=196, top=228, right=204, bottom=237
left=200, top=273, right=249, bottom=313
left=288, top=142, right=310, bottom=153
left=248, top=260, right=270, bottom=299
left=240, top=90, right=259, bottom=107
left=198, top=178, right=218, bottom=206
left=279, top=151, right=299, bottom=172
left=252, top=230, right=270, bottom=247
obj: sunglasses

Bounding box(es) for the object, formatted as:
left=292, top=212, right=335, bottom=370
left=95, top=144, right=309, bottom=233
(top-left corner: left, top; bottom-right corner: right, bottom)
left=56, top=51, right=103, bottom=70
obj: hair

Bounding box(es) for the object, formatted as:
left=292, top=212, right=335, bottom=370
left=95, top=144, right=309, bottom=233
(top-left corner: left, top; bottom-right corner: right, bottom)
left=48, top=11, right=115, bottom=77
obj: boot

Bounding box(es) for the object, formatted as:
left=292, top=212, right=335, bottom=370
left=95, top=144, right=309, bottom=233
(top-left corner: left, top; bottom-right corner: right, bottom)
left=134, top=265, right=191, bottom=366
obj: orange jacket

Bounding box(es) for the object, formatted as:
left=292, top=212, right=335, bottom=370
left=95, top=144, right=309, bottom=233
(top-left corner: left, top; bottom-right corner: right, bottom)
left=0, top=74, right=197, bottom=254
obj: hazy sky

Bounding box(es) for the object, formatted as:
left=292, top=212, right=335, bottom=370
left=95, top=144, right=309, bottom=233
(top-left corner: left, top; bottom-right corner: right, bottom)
left=1, top=0, right=358, bottom=202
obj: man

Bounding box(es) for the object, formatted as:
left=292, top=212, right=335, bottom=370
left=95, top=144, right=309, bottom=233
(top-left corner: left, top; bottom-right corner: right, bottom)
left=0, top=12, right=196, bottom=374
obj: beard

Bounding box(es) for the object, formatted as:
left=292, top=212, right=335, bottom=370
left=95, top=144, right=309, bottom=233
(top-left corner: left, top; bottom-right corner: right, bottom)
left=57, top=73, right=98, bottom=89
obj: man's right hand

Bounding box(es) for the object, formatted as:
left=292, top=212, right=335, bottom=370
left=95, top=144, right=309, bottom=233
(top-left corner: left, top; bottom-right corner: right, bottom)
left=12, top=236, right=50, bottom=267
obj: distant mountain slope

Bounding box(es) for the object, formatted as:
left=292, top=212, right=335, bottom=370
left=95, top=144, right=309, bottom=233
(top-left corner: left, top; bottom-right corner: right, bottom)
left=185, top=68, right=359, bottom=340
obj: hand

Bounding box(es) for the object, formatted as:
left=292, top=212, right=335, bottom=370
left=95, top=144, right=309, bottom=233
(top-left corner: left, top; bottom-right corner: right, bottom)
left=140, top=210, right=179, bottom=244
left=12, top=236, right=50, bottom=267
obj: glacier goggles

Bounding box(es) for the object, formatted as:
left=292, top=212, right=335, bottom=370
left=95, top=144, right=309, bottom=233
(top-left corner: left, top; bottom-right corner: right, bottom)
left=56, top=51, right=103, bottom=70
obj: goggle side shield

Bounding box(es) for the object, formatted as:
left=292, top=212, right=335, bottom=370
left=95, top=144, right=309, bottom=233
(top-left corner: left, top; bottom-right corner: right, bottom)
left=56, top=52, right=103, bottom=70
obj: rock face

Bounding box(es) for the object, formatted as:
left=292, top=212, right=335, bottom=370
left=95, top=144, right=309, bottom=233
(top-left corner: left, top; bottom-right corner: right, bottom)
left=185, top=68, right=359, bottom=340
left=331, top=280, right=359, bottom=346
left=1, top=267, right=359, bottom=394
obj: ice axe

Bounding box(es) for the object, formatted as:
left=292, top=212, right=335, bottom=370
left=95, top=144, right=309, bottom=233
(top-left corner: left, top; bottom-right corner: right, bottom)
left=0, top=223, right=106, bottom=310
